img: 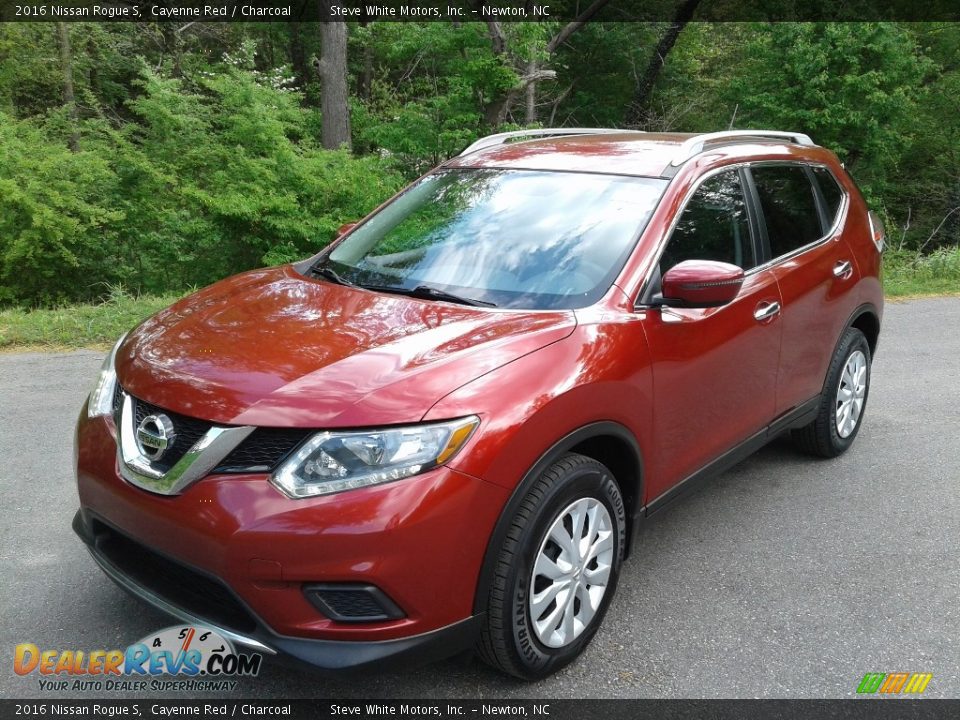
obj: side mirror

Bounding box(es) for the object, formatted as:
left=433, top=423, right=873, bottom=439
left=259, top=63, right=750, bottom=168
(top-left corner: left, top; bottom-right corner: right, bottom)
left=335, top=222, right=358, bottom=239
left=659, top=260, right=745, bottom=308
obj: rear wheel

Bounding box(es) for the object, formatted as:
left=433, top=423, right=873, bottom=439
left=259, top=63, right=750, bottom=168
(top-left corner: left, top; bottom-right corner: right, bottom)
left=476, top=453, right=626, bottom=679
left=793, top=327, right=871, bottom=457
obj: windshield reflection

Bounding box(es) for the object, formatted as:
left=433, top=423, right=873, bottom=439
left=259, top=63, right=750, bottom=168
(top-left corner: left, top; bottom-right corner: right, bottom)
left=327, top=169, right=666, bottom=310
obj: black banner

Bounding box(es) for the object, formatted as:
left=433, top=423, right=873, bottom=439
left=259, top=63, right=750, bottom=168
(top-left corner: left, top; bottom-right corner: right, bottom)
left=0, top=0, right=957, bottom=23
left=2, top=700, right=960, bottom=720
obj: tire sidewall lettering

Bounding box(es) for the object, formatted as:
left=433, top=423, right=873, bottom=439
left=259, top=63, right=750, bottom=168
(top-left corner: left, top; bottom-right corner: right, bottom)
left=508, top=465, right=626, bottom=671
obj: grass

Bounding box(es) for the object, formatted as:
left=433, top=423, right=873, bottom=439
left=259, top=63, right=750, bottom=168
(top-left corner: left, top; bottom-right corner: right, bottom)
left=0, top=287, right=181, bottom=351
left=883, top=246, right=960, bottom=298
left=0, top=250, right=958, bottom=350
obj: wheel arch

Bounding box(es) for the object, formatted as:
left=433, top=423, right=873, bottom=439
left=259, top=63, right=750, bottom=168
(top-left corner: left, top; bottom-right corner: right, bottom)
left=817, top=303, right=879, bottom=399
left=472, top=421, right=644, bottom=615
left=848, top=303, right=881, bottom=358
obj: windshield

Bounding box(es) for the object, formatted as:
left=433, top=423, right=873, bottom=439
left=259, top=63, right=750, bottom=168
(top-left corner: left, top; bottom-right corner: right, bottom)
left=323, top=169, right=667, bottom=310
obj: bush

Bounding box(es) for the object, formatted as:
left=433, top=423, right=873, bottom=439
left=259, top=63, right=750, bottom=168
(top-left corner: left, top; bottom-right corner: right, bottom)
left=0, top=65, right=404, bottom=308
left=0, top=112, right=124, bottom=306
left=112, top=65, right=404, bottom=295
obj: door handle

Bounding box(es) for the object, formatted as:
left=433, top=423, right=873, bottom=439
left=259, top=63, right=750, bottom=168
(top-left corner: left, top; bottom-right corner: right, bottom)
left=754, top=301, right=781, bottom=322
left=833, top=260, right=853, bottom=279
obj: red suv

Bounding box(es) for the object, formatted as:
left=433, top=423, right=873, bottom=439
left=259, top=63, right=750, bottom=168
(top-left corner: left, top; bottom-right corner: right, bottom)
left=74, top=129, right=884, bottom=679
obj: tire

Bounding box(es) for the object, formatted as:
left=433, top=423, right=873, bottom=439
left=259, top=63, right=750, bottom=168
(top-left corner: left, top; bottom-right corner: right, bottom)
left=792, top=327, right=872, bottom=458
left=476, top=453, right=626, bottom=680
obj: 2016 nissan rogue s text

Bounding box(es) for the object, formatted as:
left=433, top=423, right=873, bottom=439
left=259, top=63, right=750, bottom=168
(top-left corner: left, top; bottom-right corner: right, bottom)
left=74, top=129, right=884, bottom=679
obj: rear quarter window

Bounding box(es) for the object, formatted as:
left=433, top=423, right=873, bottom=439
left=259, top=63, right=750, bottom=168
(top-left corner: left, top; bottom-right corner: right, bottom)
left=812, top=166, right=845, bottom=229
left=750, top=165, right=823, bottom=259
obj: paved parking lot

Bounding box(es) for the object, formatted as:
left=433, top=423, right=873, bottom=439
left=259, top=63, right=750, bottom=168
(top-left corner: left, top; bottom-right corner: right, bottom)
left=1, top=296, right=957, bottom=699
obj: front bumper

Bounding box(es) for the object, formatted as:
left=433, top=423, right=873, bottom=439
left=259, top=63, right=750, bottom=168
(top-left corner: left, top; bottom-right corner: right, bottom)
left=73, top=510, right=482, bottom=671
left=74, top=412, right=508, bottom=670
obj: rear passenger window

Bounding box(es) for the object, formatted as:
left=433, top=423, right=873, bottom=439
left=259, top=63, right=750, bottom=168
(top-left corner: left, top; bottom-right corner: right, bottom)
left=660, top=170, right=755, bottom=274
left=751, top=165, right=822, bottom=259
left=813, top=167, right=845, bottom=228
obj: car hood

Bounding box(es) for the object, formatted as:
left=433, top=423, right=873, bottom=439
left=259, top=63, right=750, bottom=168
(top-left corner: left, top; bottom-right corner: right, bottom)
left=116, top=265, right=575, bottom=427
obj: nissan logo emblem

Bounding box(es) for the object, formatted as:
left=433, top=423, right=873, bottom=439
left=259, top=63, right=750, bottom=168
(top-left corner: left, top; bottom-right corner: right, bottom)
left=136, top=414, right=177, bottom=461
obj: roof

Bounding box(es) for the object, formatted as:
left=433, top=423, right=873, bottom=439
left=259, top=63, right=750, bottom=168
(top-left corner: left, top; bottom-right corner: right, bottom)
left=444, top=130, right=820, bottom=178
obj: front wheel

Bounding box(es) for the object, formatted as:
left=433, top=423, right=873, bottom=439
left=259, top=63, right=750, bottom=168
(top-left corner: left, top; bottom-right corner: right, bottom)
left=476, top=453, right=626, bottom=679
left=792, top=327, right=872, bottom=457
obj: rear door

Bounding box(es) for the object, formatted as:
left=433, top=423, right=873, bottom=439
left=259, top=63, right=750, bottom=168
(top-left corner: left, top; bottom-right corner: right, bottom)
left=745, top=163, right=858, bottom=415
left=642, top=168, right=783, bottom=501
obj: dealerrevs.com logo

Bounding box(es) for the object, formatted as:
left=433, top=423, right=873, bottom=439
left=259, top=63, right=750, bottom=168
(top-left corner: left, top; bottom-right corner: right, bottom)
left=14, top=626, right=262, bottom=692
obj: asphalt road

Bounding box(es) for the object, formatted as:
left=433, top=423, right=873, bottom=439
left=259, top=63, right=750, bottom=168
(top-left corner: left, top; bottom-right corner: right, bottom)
left=1, top=297, right=958, bottom=700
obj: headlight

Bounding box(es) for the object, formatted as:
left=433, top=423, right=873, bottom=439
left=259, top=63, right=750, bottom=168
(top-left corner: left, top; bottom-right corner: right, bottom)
left=87, top=333, right=127, bottom=418
left=271, top=416, right=480, bottom=498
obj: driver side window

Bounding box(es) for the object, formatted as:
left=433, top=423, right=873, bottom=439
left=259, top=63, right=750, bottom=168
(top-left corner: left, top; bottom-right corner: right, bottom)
left=660, top=170, right=756, bottom=275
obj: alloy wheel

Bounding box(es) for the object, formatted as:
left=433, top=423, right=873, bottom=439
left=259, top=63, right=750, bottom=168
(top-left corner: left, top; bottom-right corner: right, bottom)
left=528, top=497, right=614, bottom=648
left=836, top=349, right=867, bottom=438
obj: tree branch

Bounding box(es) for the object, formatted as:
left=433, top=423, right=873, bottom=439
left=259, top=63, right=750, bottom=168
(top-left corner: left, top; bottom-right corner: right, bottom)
left=519, top=69, right=557, bottom=87
left=919, top=206, right=960, bottom=253
left=546, top=0, right=611, bottom=54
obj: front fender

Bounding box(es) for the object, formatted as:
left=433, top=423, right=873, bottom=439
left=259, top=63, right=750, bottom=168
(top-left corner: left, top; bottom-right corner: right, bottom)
left=423, top=317, right=654, bottom=497
left=423, top=316, right=655, bottom=615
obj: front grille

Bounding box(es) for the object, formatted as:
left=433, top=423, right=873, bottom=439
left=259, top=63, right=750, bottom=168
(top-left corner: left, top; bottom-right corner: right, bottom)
left=117, top=387, right=310, bottom=475
left=214, top=428, right=312, bottom=473
left=133, top=397, right=212, bottom=473
left=111, top=382, right=124, bottom=415
left=92, top=521, right=258, bottom=634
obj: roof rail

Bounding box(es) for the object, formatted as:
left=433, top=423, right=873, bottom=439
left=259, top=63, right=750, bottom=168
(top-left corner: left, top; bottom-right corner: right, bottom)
left=459, top=128, right=643, bottom=156
left=670, top=130, right=815, bottom=167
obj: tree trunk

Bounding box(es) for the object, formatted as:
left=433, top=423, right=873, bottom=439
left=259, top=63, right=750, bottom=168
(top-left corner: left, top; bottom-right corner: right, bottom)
left=85, top=36, right=99, bottom=108
left=360, top=30, right=374, bottom=102
left=483, top=92, right=515, bottom=127
left=483, top=67, right=556, bottom=127
left=289, top=21, right=308, bottom=88
left=525, top=59, right=538, bottom=124
left=160, top=23, right=183, bottom=78
left=624, top=0, right=700, bottom=128
left=624, top=0, right=702, bottom=128
left=315, top=5, right=351, bottom=150
left=56, top=23, right=79, bottom=152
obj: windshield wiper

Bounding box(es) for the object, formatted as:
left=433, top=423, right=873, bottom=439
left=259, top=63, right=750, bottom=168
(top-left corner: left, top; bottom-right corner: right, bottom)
left=411, top=285, right=497, bottom=307
left=365, top=284, right=497, bottom=308
left=311, top=266, right=495, bottom=307
left=311, top=263, right=356, bottom=287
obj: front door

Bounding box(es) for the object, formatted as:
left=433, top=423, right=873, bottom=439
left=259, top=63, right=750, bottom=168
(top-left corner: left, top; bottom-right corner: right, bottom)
left=642, top=168, right=783, bottom=501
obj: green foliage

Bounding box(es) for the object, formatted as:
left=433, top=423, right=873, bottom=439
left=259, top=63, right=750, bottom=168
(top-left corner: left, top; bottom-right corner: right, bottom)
left=0, top=57, right=402, bottom=306
left=552, top=23, right=664, bottom=128
left=0, top=286, right=181, bottom=349
left=727, top=23, right=934, bottom=206
left=0, top=112, right=123, bottom=305
left=883, top=247, right=960, bottom=297
left=647, top=22, right=957, bottom=252
left=0, top=20, right=958, bottom=311
left=0, top=25, right=62, bottom=117
left=114, top=64, right=402, bottom=290
left=351, top=23, right=510, bottom=173
left=892, top=24, right=960, bottom=251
